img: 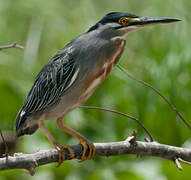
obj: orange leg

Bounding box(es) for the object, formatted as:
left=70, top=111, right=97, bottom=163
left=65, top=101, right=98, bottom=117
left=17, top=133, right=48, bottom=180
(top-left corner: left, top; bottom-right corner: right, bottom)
left=38, top=115, right=75, bottom=166
left=56, top=117, right=96, bottom=161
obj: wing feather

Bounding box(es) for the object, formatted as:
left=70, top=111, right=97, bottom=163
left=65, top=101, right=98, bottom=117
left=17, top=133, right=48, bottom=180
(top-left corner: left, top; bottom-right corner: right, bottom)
left=16, top=50, right=79, bottom=131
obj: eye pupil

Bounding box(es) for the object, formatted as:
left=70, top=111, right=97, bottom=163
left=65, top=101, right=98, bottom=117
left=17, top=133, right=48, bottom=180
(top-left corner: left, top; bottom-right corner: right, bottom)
left=120, top=17, right=128, bottom=25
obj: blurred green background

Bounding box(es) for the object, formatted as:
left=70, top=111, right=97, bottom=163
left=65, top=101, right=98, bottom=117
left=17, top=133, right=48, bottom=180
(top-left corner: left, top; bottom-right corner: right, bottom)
left=0, top=0, right=191, bottom=179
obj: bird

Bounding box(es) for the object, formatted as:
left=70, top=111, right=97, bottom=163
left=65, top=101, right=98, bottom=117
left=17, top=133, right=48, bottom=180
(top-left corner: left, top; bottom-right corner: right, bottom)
left=15, top=12, right=180, bottom=166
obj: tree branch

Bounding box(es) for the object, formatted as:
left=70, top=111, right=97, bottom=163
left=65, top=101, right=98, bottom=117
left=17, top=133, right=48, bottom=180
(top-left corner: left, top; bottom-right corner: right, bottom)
left=0, top=43, right=24, bottom=50
left=0, top=134, right=191, bottom=176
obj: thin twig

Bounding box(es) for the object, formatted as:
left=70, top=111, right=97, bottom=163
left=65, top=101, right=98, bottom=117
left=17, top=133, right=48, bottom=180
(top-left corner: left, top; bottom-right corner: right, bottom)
left=125, top=130, right=137, bottom=144
left=174, top=158, right=182, bottom=170
left=0, top=43, right=24, bottom=50
left=117, top=64, right=191, bottom=131
left=178, top=157, right=191, bottom=166
left=79, top=105, right=154, bottom=141
left=0, top=130, right=9, bottom=158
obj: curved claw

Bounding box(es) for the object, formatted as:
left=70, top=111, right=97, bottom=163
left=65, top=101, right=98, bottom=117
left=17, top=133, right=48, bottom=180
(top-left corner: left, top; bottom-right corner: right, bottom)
left=55, top=144, right=75, bottom=167
left=79, top=139, right=96, bottom=161
left=55, top=144, right=64, bottom=167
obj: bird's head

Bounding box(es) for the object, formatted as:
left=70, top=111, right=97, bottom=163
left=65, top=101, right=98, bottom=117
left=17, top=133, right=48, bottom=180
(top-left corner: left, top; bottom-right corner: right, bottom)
left=88, top=12, right=181, bottom=38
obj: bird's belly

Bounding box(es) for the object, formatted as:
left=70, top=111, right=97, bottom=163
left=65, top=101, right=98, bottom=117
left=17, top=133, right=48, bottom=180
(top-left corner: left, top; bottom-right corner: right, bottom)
left=43, top=93, right=82, bottom=120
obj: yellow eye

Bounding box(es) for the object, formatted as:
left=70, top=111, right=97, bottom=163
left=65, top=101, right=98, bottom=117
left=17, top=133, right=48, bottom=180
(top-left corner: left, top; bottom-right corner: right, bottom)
left=119, top=17, right=129, bottom=25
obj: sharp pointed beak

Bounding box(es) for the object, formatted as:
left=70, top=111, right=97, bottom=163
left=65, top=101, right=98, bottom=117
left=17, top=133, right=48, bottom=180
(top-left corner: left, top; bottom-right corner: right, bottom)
left=128, top=17, right=181, bottom=27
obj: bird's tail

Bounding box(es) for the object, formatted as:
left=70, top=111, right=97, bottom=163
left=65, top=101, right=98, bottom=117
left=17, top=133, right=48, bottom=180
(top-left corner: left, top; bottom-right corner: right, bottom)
left=15, top=110, right=38, bottom=137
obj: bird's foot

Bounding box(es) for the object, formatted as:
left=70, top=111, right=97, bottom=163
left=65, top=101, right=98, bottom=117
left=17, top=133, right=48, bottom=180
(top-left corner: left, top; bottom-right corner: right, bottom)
left=55, top=144, right=75, bottom=167
left=78, top=139, right=96, bottom=161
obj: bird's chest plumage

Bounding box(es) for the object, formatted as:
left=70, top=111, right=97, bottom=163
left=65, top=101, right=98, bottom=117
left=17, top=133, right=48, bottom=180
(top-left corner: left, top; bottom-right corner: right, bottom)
left=80, top=39, right=126, bottom=103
